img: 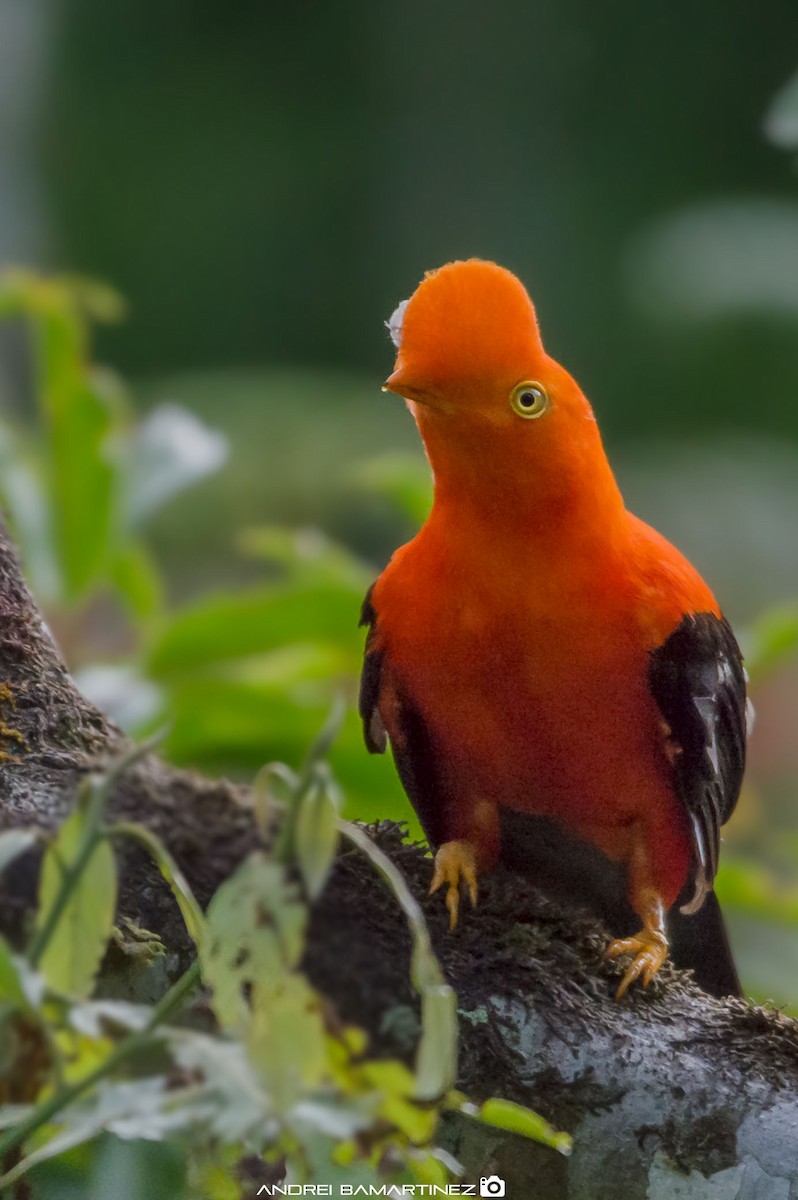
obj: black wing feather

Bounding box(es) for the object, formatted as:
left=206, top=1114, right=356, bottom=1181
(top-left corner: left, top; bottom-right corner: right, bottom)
left=358, top=586, right=387, bottom=754
left=649, top=612, right=747, bottom=912
left=358, top=582, right=446, bottom=846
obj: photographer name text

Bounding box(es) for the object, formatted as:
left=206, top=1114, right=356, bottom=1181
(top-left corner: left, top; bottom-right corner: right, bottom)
left=258, top=1187, right=484, bottom=1196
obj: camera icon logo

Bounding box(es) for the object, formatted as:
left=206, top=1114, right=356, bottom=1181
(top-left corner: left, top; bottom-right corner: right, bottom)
left=480, top=1178, right=506, bottom=1198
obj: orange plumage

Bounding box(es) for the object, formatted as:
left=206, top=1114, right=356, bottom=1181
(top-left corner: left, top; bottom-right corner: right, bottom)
left=361, top=260, right=746, bottom=998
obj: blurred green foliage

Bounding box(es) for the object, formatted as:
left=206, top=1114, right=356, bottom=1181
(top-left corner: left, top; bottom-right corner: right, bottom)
left=0, top=740, right=568, bottom=1196
left=0, top=269, right=414, bottom=828
left=745, top=606, right=798, bottom=681
left=0, top=270, right=225, bottom=616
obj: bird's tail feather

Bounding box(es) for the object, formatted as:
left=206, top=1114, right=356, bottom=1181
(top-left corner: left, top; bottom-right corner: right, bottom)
left=498, top=810, right=742, bottom=999
left=668, top=889, right=741, bottom=999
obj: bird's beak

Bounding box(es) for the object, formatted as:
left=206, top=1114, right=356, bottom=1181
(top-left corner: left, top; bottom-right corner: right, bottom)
left=382, top=368, right=433, bottom=407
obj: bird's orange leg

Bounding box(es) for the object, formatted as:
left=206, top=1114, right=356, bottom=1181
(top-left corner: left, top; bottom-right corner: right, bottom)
left=430, top=841, right=478, bottom=930
left=604, top=829, right=669, bottom=1000
left=604, top=889, right=668, bottom=1000
left=429, top=800, right=498, bottom=930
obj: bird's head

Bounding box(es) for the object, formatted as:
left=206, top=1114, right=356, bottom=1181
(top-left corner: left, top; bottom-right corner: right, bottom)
left=382, top=259, right=617, bottom=519
left=384, top=259, right=589, bottom=428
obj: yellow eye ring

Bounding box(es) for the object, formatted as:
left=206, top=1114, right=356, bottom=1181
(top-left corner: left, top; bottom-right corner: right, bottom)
left=509, top=381, right=549, bottom=419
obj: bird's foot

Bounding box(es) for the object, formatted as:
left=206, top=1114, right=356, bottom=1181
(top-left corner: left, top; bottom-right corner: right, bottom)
left=0, top=683, right=25, bottom=764
left=604, top=926, right=669, bottom=1000
left=429, top=840, right=478, bottom=930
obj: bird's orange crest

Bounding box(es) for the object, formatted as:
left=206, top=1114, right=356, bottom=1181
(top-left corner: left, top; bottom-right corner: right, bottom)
left=386, top=259, right=545, bottom=398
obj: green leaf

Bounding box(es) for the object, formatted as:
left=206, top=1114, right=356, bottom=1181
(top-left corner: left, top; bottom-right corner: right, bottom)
left=238, top=525, right=371, bottom=590
left=36, top=814, right=117, bottom=998
left=295, top=780, right=339, bottom=901
left=109, top=823, right=205, bottom=949
left=715, top=856, right=798, bottom=925
left=110, top=542, right=164, bottom=620
left=148, top=580, right=364, bottom=678
left=248, top=973, right=327, bottom=1108
left=157, top=657, right=348, bottom=774
left=415, top=985, right=458, bottom=1104
left=69, top=999, right=156, bottom=1038
left=744, top=606, right=798, bottom=679
left=405, top=1147, right=460, bottom=1186
left=477, top=1097, right=572, bottom=1155
left=168, top=1028, right=270, bottom=1142
left=378, top=1094, right=437, bottom=1144
left=0, top=1105, right=35, bottom=1133
left=88, top=1135, right=188, bottom=1200
left=194, top=1161, right=245, bottom=1200
left=338, top=821, right=457, bottom=1100
left=35, top=307, right=123, bottom=600
left=201, top=854, right=306, bottom=1030
left=0, top=1080, right=177, bottom=1190
left=360, top=1059, right=416, bottom=1096
left=251, top=760, right=299, bottom=838
left=0, top=274, right=128, bottom=601
left=302, top=695, right=347, bottom=775
left=0, top=267, right=33, bottom=316
left=58, top=275, right=127, bottom=324
left=0, top=940, right=43, bottom=1013
left=0, top=420, right=60, bottom=602
left=287, top=1099, right=372, bottom=1142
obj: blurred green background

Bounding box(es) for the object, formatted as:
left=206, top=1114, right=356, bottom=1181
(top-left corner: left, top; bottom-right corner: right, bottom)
left=2, top=0, right=798, bottom=1015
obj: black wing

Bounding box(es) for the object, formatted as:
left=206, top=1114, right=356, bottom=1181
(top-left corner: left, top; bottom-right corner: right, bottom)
left=358, top=583, right=446, bottom=846
left=649, top=612, right=747, bottom=913
left=358, top=585, right=387, bottom=754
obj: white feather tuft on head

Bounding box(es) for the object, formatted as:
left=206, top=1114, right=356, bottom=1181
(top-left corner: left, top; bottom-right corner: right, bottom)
left=386, top=298, right=409, bottom=348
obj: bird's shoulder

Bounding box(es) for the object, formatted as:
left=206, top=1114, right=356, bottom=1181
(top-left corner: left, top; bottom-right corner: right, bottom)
left=622, top=512, right=719, bottom=646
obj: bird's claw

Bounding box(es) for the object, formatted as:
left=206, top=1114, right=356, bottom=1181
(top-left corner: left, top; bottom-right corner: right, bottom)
left=605, top=928, right=669, bottom=1000
left=429, top=840, right=478, bottom=930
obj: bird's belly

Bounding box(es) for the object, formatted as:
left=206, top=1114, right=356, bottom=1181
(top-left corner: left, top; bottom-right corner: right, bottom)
left=394, top=611, right=675, bottom=852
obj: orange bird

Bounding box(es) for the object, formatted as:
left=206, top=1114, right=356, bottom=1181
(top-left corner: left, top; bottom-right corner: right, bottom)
left=360, top=259, right=747, bottom=999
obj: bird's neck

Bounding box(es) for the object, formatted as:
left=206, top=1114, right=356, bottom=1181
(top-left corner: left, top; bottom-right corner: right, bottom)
left=416, top=409, right=627, bottom=552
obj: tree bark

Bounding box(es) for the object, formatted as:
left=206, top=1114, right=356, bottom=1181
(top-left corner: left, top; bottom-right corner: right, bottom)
left=1, top=519, right=797, bottom=1199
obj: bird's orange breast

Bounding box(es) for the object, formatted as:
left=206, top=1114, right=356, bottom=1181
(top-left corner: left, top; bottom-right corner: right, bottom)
left=373, top=511, right=715, bottom=905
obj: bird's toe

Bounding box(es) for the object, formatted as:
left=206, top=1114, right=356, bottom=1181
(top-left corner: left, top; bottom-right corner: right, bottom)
left=605, top=929, right=668, bottom=1000
left=429, top=840, right=479, bottom=930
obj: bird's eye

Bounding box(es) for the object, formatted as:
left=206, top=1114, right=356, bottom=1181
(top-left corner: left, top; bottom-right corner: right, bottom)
left=509, top=381, right=549, bottom=420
